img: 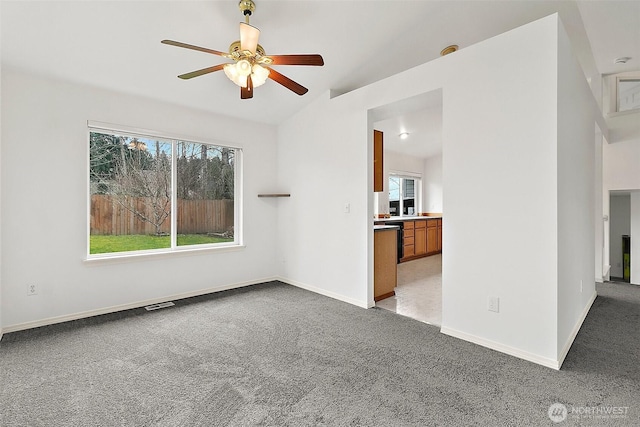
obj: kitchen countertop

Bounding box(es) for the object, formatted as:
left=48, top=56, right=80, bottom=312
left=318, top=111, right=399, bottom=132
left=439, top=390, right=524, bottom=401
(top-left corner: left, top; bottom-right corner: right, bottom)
left=374, top=216, right=442, bottom=223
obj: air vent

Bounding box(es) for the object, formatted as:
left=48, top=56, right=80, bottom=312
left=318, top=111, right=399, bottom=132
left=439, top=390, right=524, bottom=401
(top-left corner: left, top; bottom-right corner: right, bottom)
left=144, top=301, right=175, bottom=311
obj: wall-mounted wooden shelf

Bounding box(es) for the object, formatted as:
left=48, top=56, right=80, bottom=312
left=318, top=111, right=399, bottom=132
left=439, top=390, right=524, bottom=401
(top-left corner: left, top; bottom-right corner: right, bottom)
left=257, top=194, right=291, bottom=198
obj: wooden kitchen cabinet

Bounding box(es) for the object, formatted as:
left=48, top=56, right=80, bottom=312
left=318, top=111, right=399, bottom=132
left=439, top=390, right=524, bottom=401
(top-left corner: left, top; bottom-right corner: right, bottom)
left=414, top=220, right=427, bottom=256
left=374, top=227, right=397, bottom=301
left=426, top=219, right=438, bottom=254
left=401, top=221, right=415, bottom=261
left=373, top=130, right=384, bottom=192
left=385, top=217, right=443, bottom=263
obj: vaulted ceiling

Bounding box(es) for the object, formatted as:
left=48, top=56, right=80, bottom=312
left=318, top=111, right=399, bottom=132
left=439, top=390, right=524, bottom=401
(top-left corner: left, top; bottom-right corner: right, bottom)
left=2, top=1, right=638, bottom=134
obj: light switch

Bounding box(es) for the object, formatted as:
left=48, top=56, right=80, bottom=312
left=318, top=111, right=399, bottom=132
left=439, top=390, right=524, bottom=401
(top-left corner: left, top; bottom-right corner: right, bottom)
left=488, top=296, right=499, bottom=313
left=344, top=203, right=350, bottom=214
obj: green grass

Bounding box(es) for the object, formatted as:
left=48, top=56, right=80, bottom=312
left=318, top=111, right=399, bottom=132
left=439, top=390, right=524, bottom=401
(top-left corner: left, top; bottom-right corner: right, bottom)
left=90, top=234, right=233, bottom=254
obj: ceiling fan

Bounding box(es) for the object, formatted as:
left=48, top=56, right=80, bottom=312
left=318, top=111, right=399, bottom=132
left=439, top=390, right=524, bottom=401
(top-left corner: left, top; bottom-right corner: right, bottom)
left=161, top=0, right=324, bottom=99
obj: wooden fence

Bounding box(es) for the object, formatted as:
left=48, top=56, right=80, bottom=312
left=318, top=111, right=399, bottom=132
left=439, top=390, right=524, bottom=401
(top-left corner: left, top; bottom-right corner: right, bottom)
left=91, top=194, right=234, bottom=235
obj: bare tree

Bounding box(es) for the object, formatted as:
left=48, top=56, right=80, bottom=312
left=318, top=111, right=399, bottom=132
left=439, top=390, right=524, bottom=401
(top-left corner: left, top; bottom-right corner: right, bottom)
left=110, top=139, right=171, bottom=236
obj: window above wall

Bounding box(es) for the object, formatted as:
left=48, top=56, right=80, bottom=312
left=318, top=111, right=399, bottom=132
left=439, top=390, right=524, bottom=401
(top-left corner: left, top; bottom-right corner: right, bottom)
left=88, top=123, right=242, bottom=259
left=617, top=77, right=640, bottom=113
left=604, top=71, right=640, bottom=117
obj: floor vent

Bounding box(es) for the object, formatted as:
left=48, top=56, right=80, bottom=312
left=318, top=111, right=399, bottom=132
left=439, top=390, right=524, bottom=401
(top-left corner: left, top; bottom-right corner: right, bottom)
left=144, top=301, right=175, bottom=311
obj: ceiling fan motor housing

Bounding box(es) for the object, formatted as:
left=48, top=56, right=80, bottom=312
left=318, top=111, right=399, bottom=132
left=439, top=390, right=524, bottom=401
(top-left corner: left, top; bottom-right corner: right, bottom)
left=239, top=0, right=255, bottom=17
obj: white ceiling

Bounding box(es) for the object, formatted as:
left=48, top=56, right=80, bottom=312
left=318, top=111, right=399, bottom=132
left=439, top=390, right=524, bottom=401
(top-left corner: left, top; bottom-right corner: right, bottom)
left=372, top=90, right=443, bottom=159
left=2, top=0, right=638, bottom=158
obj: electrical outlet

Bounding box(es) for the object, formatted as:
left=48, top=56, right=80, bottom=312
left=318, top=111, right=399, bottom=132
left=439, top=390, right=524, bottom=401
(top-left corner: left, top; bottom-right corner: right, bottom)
left=27, top=284, right=38, bottom=296
left=488, top=296, right=499, bottom=313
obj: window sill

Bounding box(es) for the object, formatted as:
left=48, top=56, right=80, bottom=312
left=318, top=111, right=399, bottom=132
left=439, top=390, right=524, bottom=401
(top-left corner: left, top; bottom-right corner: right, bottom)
left=83, top=244, right=245, bottom=265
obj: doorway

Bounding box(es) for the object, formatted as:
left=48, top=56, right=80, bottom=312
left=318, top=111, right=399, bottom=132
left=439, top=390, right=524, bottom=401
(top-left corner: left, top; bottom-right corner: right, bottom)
left=369, top=90, right=443, bottom=326
left=609, top=192, right=630, bottom=282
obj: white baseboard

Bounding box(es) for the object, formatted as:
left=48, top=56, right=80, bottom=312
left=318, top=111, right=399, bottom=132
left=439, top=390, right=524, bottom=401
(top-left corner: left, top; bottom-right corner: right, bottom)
left=557, top=290, right=597, bottom=368
left=1, top=277, right=278, bottom=334
left=442, top=290, right=598, bottom=371
left=440, top=326, right=562, bottom=370
left=277, top=276, right=370, bottom=309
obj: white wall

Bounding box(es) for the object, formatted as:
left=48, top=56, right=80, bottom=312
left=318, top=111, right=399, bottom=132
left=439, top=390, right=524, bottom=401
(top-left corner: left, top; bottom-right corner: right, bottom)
left=423, top=154, right=443, bottom=213
left=0, top=33, right=3, bottom=341
left=609, top=195, right=630, bottom=278
left=442, top=15, right=559, bottom=366
left=603, top=139, right=640, bottom=191
left=278, top=14, right=595, bottom=368
left=1, top=68, right=279, bottom=330
left=594, top=127, right=604, bottom=283
left=631, top=192, right=640, bottom=285
left=276, top=94, right=370, bottom=306
left=556, top=18, right=597, bottom=363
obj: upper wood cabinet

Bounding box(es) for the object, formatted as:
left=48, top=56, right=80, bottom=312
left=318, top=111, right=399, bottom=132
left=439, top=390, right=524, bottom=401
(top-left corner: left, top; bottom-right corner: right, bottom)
left=373, top=130, right=383, bottom=192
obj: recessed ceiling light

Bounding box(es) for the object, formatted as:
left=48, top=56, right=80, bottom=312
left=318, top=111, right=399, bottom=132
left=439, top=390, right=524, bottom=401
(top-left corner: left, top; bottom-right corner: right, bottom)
left=399, top=132, right=410, bottom=140
left=614, top=57, right=632, bottom=64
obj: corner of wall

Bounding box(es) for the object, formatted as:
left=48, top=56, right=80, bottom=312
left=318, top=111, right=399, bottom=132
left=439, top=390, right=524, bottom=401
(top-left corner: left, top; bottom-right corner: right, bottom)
left=555, top=14, right=598, bottom=362
left=0, top=33, right=4, bottom=343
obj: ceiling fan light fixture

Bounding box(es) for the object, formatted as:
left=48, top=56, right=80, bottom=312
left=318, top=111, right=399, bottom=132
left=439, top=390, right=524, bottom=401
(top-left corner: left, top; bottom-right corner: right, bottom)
left=162, top=0, right=324, bottom=98
left=224, top=63, right=247, bottom=87
left=236, top=59, right=253, bottom=76
left=251, top=64, right=270, bottom=87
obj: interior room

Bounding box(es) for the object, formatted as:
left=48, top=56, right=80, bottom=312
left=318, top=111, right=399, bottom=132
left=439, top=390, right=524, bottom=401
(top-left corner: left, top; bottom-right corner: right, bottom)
left=1, top=1, right=639, bottom=425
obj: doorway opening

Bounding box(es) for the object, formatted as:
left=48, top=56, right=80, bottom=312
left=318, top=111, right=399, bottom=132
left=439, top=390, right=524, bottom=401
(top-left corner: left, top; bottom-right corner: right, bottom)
left=608, top=190, right=640, bottom=285
left=369, top=89, right=443, bottom=326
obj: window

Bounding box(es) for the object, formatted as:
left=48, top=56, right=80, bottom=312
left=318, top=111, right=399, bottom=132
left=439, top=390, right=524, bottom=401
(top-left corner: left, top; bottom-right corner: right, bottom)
left=89, top=126, right=240, bottom=257
left=389, top=175, right=420, bottom=216
left=617, top=78, right=640, bottom=113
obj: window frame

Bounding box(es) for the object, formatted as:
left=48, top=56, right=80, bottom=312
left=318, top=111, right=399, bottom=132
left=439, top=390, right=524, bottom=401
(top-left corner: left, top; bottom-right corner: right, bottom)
left=388, top=173, right=422, bottom=217
left=86, top=121, right=243, bottom=260
left=616, top=76, right=640, bottom=113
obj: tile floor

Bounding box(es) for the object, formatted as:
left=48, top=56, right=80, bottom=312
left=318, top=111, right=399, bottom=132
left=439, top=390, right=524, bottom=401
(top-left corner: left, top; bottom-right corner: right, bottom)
left=376, top=254, right=442, bottom=326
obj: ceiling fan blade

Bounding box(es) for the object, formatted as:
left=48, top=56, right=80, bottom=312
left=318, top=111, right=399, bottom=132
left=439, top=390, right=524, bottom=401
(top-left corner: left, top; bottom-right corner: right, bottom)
left=268, top=54, right=324, bottom=66
left=161, top=40, right=228, bottom=57
left=241, top=75, right=254, bottom=99
left=268, top=69, right=308, bottom=96
left=239, top=22, right=260, bottom=55
left=178, top=64, right=225, bottom=80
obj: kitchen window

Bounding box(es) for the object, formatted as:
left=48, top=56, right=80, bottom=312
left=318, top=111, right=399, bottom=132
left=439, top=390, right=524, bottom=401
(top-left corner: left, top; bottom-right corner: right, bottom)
left=389, top=175, right=421, bottom=216
left=88, top=124, right=241, bottom=257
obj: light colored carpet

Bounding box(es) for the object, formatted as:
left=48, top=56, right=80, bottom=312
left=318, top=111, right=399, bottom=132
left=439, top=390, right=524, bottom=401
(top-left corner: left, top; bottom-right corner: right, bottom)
left=1, top=281, right=639, bottom=426
left=376, top=254, right=442, bottom=325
